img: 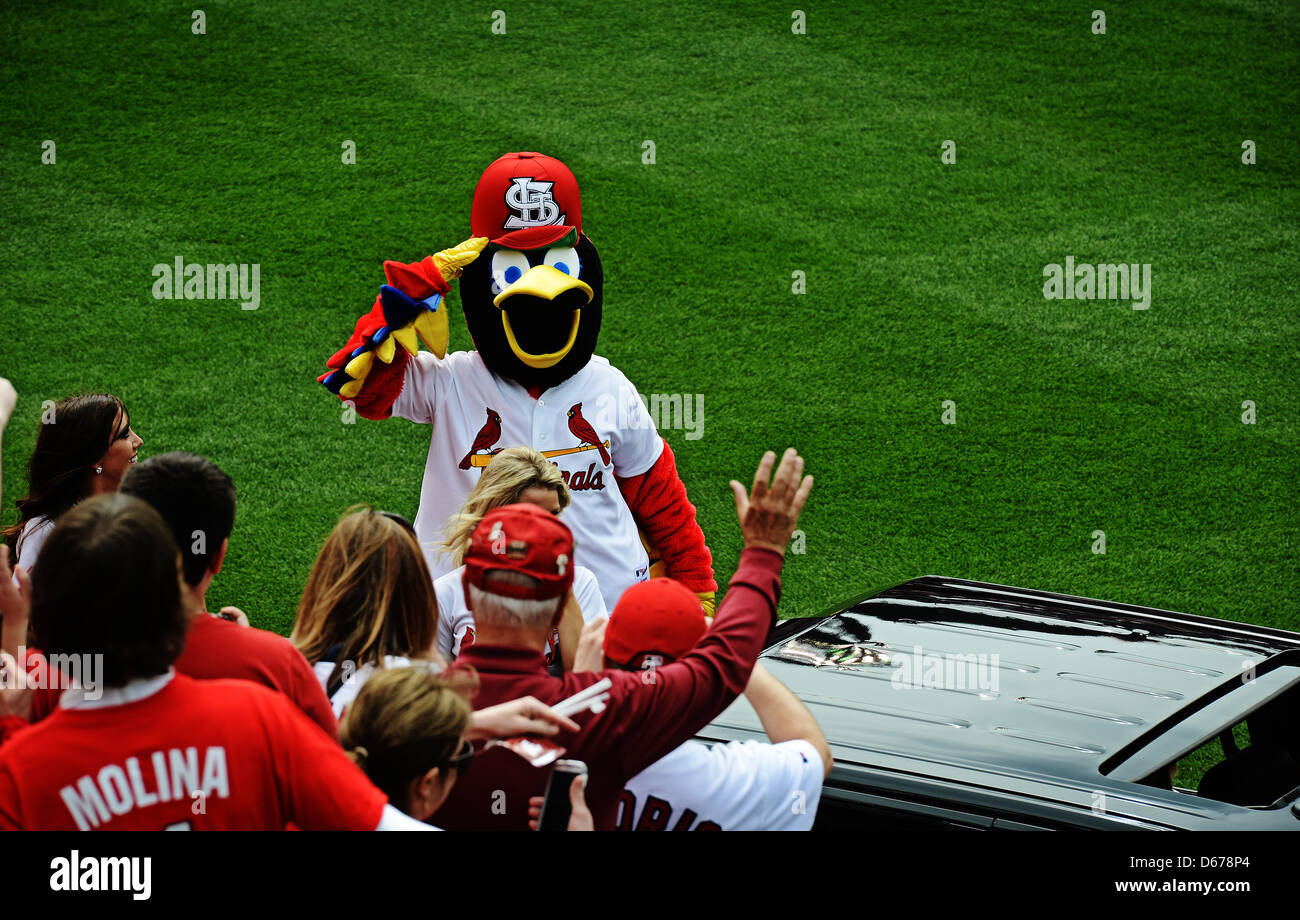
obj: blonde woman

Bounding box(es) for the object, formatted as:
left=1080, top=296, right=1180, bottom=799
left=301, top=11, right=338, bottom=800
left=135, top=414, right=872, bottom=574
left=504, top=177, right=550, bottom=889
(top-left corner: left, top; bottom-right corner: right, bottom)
left=435, top=447, right=607, bottom=671
left=340, top=665, right=587, bottom=826
left=293, top=508, right=443, bottom=717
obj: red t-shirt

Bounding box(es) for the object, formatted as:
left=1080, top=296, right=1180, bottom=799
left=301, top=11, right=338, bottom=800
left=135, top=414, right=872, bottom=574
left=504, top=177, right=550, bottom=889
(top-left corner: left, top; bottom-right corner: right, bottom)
left=176, top=614, right=337, bottom=739
left=0, top=673, right=385, bottom=830
left=26, top=614, right=338, bottom=740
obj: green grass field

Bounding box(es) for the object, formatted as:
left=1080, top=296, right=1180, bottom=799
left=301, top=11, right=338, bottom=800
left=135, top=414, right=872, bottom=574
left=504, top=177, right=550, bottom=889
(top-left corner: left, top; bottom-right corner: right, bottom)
left=1, top=0, right=1296, bottom=654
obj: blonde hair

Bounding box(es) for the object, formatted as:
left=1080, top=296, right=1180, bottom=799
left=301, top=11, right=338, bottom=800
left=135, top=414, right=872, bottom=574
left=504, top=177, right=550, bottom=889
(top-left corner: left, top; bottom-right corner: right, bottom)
left=339, top=665, right=476, bottom=814
left=441, top=446, right=570, bottom=565
left=292, top=507, right=442, bottom=694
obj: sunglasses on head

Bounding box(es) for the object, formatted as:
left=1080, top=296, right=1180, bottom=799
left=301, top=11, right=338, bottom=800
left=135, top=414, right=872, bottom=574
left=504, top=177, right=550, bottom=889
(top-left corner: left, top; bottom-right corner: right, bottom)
left=375, top=510, right=417, bottom=536
left=445, top=739, right=474, bottom=776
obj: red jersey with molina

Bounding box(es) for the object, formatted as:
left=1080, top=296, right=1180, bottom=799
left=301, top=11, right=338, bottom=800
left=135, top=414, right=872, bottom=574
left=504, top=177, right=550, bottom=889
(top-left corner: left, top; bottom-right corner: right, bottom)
left=0, top=672, right=385, bottom=830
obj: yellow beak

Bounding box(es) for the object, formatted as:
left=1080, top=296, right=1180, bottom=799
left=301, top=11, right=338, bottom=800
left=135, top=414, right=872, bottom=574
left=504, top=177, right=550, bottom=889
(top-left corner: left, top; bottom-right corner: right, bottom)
left=496, top=264, right=592, bottom=369
left=493, top=264, right=593, bottom=308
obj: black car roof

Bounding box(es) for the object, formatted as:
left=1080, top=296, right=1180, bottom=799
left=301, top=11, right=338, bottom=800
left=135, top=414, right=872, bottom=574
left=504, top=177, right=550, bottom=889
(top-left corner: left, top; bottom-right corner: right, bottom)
left=709, top=576, right=1300, bottom=785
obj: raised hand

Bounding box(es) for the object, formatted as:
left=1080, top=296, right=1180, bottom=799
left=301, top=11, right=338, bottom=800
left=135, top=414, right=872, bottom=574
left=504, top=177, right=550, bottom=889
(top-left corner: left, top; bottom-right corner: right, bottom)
left=730, top=448, right=814, bottom=556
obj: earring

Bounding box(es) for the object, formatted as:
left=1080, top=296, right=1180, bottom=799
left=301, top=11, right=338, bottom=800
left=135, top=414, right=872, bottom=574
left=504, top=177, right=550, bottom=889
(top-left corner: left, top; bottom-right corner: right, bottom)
left=95, top=465, right=103, bottom=475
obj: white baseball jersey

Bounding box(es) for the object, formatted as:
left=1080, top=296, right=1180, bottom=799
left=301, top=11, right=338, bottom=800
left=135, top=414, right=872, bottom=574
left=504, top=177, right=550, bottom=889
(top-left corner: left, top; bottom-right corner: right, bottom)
left=434, top=563, right=608, bottom=662
left=311, top=655, right=418, bottom=719
left=618, top=739, right=825, bottom=831
left=392, top=350, right=662, bottom=612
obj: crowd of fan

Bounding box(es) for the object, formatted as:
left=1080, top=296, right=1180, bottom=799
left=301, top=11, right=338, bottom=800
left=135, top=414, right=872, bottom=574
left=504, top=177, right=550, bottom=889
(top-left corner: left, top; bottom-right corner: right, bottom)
left=0, top=383, right=826, bottom=831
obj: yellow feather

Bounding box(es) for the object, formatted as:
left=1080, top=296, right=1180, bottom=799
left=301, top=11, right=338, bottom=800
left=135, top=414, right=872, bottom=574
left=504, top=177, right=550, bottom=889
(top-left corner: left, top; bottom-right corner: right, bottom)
left=344, top=351, right=374, bottom=379
left=392, top=326, right=420, bottom=355
left=431, top=236, right=489, bottom=280
left=414, top=311, right=449, bottom=359
left=375, top=337, right=397, bottom=364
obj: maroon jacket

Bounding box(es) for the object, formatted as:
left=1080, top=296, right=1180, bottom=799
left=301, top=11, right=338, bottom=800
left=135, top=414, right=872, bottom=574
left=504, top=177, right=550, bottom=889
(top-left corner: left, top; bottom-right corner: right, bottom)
left=437, top=547, right=784, bottom=831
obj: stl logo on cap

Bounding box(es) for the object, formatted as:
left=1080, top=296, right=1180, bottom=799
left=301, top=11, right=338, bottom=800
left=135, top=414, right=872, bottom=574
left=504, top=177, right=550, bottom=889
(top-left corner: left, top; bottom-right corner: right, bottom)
left=504, top=177, right=565, bottom=229
left=489, top=520, right=507, bottom=555
left=471, top=152, right=582, bottom=249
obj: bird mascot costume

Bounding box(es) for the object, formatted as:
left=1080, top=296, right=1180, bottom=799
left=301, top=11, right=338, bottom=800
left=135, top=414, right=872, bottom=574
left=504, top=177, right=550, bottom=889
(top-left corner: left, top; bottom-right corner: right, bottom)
left=318, top=152, right=717, bottom=614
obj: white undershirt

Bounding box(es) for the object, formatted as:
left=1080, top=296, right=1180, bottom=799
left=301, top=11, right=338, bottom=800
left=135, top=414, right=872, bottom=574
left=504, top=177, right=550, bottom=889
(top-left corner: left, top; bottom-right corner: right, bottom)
left=60, top=670, right=174, bottom=710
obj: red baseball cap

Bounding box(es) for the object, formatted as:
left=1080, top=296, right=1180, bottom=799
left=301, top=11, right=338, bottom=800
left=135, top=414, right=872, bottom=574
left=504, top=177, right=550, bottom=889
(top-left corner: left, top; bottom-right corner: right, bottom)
left=463, top=503, right=575, bottom=602
left=471, top=152, right=582, bottom=251
left=603, top=578, right=708, bottom=670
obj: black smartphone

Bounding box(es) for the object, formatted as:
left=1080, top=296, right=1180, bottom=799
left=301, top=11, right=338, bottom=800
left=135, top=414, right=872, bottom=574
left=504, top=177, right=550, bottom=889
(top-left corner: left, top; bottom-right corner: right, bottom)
left=536, top=759, right=587, bottom=831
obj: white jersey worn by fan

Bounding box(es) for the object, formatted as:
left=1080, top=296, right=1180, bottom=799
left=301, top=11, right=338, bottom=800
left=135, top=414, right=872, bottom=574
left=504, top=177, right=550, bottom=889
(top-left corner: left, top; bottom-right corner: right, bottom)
left=312, top=655, right=418, bottom=719
left=434, top=563, right=608, bottom=661
left=618, top=739, right=825, bottom=831
left=392, top=350, right=662, bottom=612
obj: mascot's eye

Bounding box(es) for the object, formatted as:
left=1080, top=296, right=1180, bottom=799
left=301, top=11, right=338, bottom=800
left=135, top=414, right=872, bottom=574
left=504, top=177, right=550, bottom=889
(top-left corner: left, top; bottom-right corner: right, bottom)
left=490, top=250, right=532, bottom=295
left=543, top=246, right=581, bottom=278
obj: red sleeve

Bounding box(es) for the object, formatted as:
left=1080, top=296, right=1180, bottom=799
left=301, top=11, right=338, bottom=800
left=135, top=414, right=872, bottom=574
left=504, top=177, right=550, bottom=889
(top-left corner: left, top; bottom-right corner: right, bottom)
left=262, top=690, right=387, bottom=830
left=286, top=647, right=339, bottom=741
left=317, top=256, right=447, bottom=420
left=346, top=349, right=409, bottom=420
left=616, top=439, right=717, bottom=594
left=177, top=618, right=338, bottom=740
left=0, top=715, right=28, bottom=750
left=317, top=296, right=411, bottom=420
left=614, top=546, right=782, bottom=778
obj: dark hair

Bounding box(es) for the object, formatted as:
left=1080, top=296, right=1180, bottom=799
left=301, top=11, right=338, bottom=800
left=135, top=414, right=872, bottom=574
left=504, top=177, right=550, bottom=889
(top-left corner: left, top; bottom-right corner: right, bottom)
left=30, top=493, right=188, bottom=689
left=121, top=452, right=236, bottom=588
left=2, top=394, right=128, bottom=563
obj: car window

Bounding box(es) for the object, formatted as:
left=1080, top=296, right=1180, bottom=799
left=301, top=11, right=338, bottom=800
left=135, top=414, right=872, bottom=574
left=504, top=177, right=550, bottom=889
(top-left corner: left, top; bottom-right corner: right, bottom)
left=1105, top=662, right=1300, bottom=807
left=1165, top=721, right=1250, bottom=792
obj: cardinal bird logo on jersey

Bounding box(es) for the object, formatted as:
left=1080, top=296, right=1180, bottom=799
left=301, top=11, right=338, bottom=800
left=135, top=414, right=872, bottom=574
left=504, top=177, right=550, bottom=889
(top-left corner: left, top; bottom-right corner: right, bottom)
left=567, top=403, right=610, bottom=466
left=459, top=408, right=503, bottom=469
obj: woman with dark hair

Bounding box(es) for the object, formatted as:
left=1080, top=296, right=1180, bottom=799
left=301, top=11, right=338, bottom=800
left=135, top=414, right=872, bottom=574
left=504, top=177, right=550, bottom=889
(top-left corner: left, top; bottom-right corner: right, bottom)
left=1, top=393, right=143, bottom=572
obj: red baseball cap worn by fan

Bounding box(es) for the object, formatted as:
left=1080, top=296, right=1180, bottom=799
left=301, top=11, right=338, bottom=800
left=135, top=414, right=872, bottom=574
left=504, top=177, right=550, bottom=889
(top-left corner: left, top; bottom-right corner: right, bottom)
left=462, top=502, right=575, bottom=604
left=471, top=151, right=583, bottom=251
left=604, top=579, right=708, bottom=671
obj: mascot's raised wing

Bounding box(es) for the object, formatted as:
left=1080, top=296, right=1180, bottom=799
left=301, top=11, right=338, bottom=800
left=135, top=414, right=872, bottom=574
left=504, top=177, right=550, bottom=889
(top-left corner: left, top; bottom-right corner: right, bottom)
left=319, top=152, right=717, bottom=613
